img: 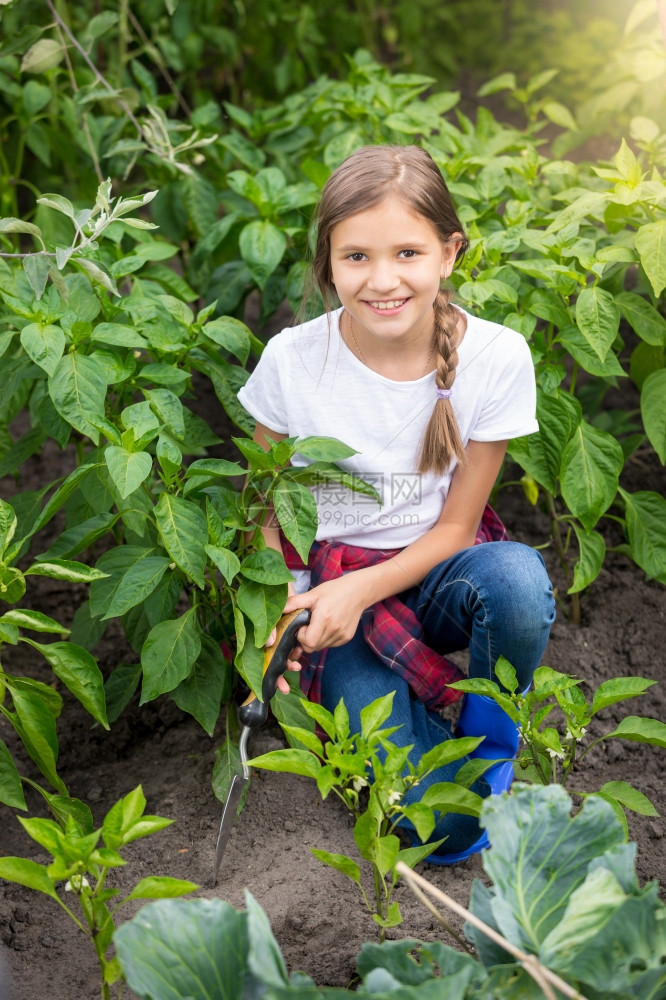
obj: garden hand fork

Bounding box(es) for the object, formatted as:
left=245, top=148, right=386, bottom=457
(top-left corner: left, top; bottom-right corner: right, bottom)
left=213, top=607, right=311, bottom=885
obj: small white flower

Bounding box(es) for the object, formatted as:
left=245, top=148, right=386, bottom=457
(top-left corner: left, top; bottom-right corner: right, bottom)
left=65, top=876, right=90, bottom=892
left=387, top=790, right=401, bottom=806
left=352, top=776, right=368, bottom=792
left=546, top=748, right=565, bottom=760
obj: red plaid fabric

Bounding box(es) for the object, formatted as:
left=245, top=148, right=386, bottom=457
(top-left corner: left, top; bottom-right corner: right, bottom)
left=282, top=503, right=509, bottom=710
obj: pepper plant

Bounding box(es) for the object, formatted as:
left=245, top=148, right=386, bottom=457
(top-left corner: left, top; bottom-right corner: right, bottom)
left=0, top=784, right=198, bottom=1000
left=450, top=656, right=666, bottom=834
left=0, top=180, right=378, bottom=825
left=247, top=691, right=486, bottom=941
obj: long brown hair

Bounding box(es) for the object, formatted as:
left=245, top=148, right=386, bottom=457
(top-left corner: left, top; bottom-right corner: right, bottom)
left=310, top=144, right=470, bottom=476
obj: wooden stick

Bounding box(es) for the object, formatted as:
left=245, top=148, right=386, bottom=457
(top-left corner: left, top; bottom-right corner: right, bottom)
left=395, top=862, right=589, bottom=1000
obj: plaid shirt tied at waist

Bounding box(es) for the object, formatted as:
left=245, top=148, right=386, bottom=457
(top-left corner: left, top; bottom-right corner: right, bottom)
left=281, top=503, right=508, bottom=710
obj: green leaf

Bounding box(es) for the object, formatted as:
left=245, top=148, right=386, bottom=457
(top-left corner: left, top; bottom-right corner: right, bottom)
left=310, top=848, right=361, bottom=885
left=31, top=462, right=104, bottom=536
left=575, top=287, right=620, bottom=362
left=619, top=488, right=666, bottom=584
left=279, top=725, right=324, bottom=757
left=616, top=292, right=666, bottom=347
left=205, top=545, right=241, bottom=585
left=104, top=663, right=142, bottom=724
left=469, top=785, right=625, bottom=957
left=591, top=677, right=655, bottom=715
left=0, top=499, right=17, bottom=559
left=360, top=693, right=395, bottom=741
left=294, top=436, right=358, bottom=462
left=420, top=782, right=484, bottom=817
left=105, top=447, right=153, bottom=500
left=598, top=781, right=659, bottom=817
left=38, top=512, right=119, bottom=561
left=569, top=524, right=606, bottom=594
left=0, top=217, right=44, bottom=244
left=560, top=421, right=624, bottom=530
left=605, top=716, right=666, bottom=748
left=0, top=858, right=58, bottom=898
left=494, top=656, right=518, bottom=693
left=20, top=323, right=65, bottom=376
left=91, top=322, right=149, bottom=349
left=212, top=738, right=243, bottom=806
left=49, top=353, right=107, bottom=444
left=0, top=565, right=27, bottom=603
left=201, top=317, right=252, bottom=365
left=186, top=458, right=246, bottom=479
left=557, top=325, right=625, bottom=377
left=89, top=547, right=157, bottom=617
left=247, top=748, right=321, bottom=778
left=123, top=877, right=199, bottom=902
left=507, top=390, right=580, bottom=495
left=26, top=558, right=109, bottom=583
left=102, top=557, right=171, bottom=620
left=271, top=480, right=317, bottom=563
left=24, top=639, right=109, bottom=729
left=271, top=686, right=317, bottom=748
left=0, top=739, right=26, bottom=810
left=75, top=256, right=119, bottom=296
left=236, top=579, right=286, bottom=647
left=8, top=684, right=65, bottom=793
left=239, top=220, right=286, bottom=290
left=140, top=609, right=201, bottom=702
left=0, top=609, right=68, bottom=634
left=155, top=494, right=207, bottom=589
left=170, top=633, right=228, bottom=736
left=114, top=898, right=249, bottom=1000
left=373, top=834, right=400, bottom=876
left=641, top=369, right=666, bottom=463
left=240, top=550, right=294, bottom=586
left=635, top=220, right=666, bottom=297
left=300, top=700, right=337, bottom=740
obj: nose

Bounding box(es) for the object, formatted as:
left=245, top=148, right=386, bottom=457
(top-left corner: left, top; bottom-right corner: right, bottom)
left=367, top=258, right=401, bottom=294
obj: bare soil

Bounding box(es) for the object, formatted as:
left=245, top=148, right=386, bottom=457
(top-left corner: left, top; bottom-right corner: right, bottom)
left=0, top=365, right=665, bottom=1000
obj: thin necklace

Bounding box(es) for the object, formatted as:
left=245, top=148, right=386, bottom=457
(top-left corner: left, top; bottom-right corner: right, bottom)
left=347, top=313, right=435, bottom=376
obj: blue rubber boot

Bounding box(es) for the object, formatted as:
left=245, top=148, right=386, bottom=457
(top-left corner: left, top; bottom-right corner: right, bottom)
left=423, top=691, right=524, bottom=866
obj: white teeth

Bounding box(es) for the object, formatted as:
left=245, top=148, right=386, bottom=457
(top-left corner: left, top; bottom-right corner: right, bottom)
left=370, top=300, right=406, bottom=310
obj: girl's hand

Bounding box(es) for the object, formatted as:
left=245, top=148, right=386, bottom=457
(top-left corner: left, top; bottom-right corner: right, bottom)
left=282, top=574, right=369, bottom=655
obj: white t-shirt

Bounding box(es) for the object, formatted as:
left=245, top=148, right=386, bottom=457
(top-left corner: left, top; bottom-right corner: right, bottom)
left=237, top=306, right=537, bottom=553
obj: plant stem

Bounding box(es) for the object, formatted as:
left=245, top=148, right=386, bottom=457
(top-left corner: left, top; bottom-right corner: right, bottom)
left=544, top=491, right=580, bottom=624
left=44, top=0, right=161, bottom=156
left=529, top=741, right=550, bottom=785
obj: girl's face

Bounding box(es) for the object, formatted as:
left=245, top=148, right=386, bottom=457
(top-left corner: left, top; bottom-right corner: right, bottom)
left=328, top=194, right=460, bottom=347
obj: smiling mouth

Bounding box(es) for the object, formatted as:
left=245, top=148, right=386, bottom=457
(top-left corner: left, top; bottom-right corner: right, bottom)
left=367, top=299, right=407, bottom=310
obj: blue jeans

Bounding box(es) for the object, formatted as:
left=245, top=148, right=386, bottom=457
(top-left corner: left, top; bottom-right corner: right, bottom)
left=320, top=542, right=555, bottom=854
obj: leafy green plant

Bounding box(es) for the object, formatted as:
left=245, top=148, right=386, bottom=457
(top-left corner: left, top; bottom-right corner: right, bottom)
left=450, top=657, right=666, bottom=833
left=112, top=785, right=666, bottom=1000
left=246, top=691, right=485, bottom=940
left=0, top=785, right=198, bottom=1000
left=0, top=179, right=377, bottom=706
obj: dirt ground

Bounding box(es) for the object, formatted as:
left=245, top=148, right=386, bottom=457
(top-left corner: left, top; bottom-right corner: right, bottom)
left=0, top=357, right=665, bottom=1000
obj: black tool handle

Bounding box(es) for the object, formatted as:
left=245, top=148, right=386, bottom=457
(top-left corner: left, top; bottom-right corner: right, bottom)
left=238, top=608, right=311, bottom=728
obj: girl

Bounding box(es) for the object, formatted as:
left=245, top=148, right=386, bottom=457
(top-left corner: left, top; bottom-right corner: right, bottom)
left=237, top=144, right=555, bottom=862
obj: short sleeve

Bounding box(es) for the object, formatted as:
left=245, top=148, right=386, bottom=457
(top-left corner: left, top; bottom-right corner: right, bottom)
left=468, top=333, right=538, bottom=442
left=236, top=334, right=290, bottom=434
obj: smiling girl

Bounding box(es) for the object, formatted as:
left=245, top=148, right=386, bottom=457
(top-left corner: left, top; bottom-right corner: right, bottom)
left=237, top=145, right=555, bottom=862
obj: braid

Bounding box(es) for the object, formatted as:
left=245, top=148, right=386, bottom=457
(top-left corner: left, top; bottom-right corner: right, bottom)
left=417, top=289, right=467, bottom=475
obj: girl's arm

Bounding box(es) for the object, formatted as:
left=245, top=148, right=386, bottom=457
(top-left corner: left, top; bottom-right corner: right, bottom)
left=283, top=438, right=508, bottom=653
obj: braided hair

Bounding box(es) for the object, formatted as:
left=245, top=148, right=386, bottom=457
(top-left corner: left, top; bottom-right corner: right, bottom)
left=310, top=144, right=469, bottom=476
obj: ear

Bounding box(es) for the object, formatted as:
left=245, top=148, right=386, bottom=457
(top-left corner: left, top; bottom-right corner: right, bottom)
left=441, top=232, right=464, bottom=278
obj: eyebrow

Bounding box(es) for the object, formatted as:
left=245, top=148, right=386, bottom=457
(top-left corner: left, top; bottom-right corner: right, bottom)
left=333, top=241, right=432, bottom=253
